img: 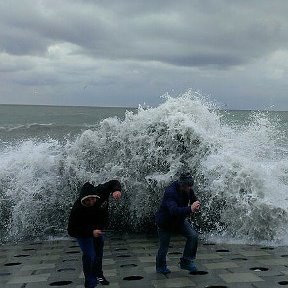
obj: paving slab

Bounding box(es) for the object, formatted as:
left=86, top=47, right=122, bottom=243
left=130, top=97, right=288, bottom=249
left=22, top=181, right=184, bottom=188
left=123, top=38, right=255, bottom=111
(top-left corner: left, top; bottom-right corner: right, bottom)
left=218, top=272, right=264, bottom=283
left=197, top=253, right=223, bottom=260
left=152, top=277, right=196, bottom=287
left=20, top=263, right=55, bottom=271
left=257, top=258, right=288, bottom=266
left=203, top=261, right=239, bottom=270
left=239, top=250, right=271, bottom=257
left=1, top=234, right=288, bottom=287
left=7, top=273, right=50, bottom=284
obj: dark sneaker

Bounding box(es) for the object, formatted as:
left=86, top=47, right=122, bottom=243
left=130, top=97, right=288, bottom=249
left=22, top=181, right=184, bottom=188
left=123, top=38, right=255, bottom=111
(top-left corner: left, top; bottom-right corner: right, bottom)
left=97, top=276, right=110, bottom=285
left=156, top=266, right=171, bottom=274
left=179, top=260, right=197, bottom=272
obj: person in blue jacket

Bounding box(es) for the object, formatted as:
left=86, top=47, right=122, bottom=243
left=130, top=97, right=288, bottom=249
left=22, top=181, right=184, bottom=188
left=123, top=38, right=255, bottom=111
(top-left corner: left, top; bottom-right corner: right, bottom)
left=155, top=172, right=200, bottom=274
left=68, top=180, right=122, bottom=287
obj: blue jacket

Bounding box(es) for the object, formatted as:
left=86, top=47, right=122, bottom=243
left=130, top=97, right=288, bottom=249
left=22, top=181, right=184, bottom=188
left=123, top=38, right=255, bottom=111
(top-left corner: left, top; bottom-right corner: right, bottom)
left=155, top=181, right=197, bottom=231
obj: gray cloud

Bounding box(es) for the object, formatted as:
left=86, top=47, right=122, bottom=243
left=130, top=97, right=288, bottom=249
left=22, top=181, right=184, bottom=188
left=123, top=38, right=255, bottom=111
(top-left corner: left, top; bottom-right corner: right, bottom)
left=2, top=0, right=288, bottom=65
left=0, top=0, right=288, bottom=108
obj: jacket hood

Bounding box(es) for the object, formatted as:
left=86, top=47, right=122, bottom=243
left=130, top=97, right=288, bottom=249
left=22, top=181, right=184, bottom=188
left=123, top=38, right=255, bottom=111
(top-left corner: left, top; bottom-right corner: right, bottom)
left=80, top=182, right=100, bottom=205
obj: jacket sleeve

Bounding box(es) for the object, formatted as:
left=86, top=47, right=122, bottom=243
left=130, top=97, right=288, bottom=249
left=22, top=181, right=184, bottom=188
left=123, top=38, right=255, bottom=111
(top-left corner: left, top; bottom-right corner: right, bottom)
left=107, top=180, right=122, bottom=192
left=165, top=191, right=191, bottom=217
left=190, top=189, right=198, bottom=204
left=98, top=180, right=122, bottom=199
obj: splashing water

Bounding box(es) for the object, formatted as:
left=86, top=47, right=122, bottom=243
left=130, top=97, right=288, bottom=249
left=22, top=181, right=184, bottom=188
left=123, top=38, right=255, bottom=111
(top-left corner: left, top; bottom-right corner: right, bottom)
left=0, top=91, right=288, bottom=244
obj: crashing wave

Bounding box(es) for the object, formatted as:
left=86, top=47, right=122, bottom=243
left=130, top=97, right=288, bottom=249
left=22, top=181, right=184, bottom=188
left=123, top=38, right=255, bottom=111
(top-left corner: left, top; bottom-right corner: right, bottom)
left=0, top=91, right=287, bottom=244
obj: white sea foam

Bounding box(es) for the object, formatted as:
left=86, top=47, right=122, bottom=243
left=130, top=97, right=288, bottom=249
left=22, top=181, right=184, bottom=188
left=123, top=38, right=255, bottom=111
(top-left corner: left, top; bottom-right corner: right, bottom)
left=0, top=91, right=287, bottom=244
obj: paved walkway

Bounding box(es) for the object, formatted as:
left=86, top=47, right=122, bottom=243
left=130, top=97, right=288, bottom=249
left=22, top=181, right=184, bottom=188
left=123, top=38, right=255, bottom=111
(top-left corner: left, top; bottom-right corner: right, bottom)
left=1, top=233, right=288, bottom=287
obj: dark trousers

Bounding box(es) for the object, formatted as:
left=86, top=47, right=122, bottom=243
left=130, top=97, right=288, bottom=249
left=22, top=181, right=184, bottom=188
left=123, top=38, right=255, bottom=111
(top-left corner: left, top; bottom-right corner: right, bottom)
left=156, top=219, right=198, bottom=269
left=77, top=236, right=104, bottom=288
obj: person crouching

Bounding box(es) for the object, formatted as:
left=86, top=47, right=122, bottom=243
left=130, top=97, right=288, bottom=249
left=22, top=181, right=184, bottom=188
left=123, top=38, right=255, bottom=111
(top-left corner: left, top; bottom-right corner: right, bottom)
left=68, top=180, right=121, bottom=287
left=155, top=172, right=200, bottom=274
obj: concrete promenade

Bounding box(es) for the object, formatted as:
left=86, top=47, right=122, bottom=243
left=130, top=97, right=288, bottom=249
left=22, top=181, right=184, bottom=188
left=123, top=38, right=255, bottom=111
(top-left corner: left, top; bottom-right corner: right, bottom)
left=1, top=233, right=288, bottom=288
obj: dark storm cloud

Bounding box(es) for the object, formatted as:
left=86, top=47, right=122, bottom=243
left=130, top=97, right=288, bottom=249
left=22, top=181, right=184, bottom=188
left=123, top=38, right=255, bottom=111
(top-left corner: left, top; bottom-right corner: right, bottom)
left=1, top=0, right=288, bottom=68
left=1, top=0, right=288, bottom=108
left=161, top=53, right=246, bottom=68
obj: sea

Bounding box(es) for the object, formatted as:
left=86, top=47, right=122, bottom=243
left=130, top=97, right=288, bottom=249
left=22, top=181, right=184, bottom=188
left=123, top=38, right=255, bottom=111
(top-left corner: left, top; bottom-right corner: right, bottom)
left=1, top=92, right=288, bottom=245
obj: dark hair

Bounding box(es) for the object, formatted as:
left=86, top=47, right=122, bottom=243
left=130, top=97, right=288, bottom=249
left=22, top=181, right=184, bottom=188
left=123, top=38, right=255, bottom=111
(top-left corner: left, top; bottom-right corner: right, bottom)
left=178, top=172, right=194, bottom=186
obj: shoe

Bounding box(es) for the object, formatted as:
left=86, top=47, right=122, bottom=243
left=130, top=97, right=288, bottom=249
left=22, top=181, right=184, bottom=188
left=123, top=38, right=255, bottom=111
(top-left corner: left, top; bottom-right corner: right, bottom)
left=97, top=276, right=110, bottom=285
left=156, top=266, right=171, bottom=274
left=179, top=259, right=197, bottom=272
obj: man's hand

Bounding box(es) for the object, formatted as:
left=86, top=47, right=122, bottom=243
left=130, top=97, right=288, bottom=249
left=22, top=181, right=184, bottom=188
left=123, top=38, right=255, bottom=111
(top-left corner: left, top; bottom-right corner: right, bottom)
left=93, top=229, right=103, bottom=238
left=112, top=191, right=121, bottom=200
left=191, top=201, right=200, bottom=213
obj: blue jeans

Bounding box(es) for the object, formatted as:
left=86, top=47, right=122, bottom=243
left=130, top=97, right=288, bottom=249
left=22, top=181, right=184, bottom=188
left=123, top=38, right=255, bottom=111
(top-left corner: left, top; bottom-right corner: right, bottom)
left=77, top=236, right=104, bottom=288
left=156, top=219, right=198, bottom=269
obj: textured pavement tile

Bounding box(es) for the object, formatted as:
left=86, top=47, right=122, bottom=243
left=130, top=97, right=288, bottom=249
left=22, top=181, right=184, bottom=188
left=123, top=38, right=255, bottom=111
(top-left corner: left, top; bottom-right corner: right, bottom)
left=144, top=265, right=157, bottom=273
left=79, top=268, right=117, bottom=279
left=20, top=263, right=55, bottom=271
left=197, top=253, right=223, bottom=260
left=7, top=273, right=50, bottom=284
left=103, top=258, right=115, bottom=265
left=281, top=269, right=288, bottom=275
left=251, top=281, right=284, bottom=288
left=41, top=255, right=60, bottom=261
left=247, top=267, right=284, bottom=277
left=106, top=284, right=120, bottom=288
left=257, top=258, right=288, bottom=265
left=152, top=277, right=196, bottom=287
left=240, top=250, right=271, bottom=257
left=129, top=243, right=156, bottom=248
left=203, top=261, right=239, bottom=269
left=105, top=268, right=118, bottom=277
left=144, top=265, right=181, bottom=273
left=2, top=284, right=24, bottom=288
left=131, top=248, right=146, bottom=253
left=2, top=237, right=288, bottom=288
left=36, top=249, right=64, bottom=255
left=138, top=256, right=156, bottom=263
left=219, top=272, right=264, bottom=283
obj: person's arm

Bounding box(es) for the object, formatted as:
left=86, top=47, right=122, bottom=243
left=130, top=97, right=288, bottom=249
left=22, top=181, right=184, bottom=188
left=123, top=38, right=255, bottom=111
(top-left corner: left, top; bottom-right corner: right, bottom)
left=190, top=188, right=198, bottom=203
left=109, top=180, right=122, bottom=200
left=165, top=192, right=191, bottom=217
left=98, top=180, right=122, bottom=199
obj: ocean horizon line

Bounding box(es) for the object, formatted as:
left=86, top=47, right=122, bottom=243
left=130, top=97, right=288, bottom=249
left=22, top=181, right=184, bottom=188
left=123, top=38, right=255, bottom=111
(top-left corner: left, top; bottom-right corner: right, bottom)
left=0, top=103, right=138, bottom=109
left=0, top=102, right=287, bottom=112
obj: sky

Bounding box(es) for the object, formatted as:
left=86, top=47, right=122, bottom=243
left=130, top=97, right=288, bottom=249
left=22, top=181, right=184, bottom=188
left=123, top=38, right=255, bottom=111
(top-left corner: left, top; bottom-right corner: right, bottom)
left=1, top=0, right=288, bottom=110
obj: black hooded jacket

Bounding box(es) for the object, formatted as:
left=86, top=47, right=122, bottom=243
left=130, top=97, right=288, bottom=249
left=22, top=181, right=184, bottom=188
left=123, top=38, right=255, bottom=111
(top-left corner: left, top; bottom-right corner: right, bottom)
left=67, top=180, right=121, bottom=238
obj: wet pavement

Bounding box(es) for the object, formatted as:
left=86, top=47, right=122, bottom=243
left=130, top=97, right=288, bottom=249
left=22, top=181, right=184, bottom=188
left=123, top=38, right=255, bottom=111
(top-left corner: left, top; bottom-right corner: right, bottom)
left=1, top=233, right=288, bottom=287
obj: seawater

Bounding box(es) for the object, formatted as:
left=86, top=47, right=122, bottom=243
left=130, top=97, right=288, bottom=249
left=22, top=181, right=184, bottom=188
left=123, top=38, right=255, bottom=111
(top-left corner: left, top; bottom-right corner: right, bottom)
left=0, top=105, right=132, bottom=144
left=0, top=92, right=288, bottom=245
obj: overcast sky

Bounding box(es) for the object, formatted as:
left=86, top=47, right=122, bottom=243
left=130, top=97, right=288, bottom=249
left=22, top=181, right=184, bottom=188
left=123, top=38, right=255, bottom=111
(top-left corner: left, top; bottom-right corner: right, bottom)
left=1, top=0, right=288, bottom=110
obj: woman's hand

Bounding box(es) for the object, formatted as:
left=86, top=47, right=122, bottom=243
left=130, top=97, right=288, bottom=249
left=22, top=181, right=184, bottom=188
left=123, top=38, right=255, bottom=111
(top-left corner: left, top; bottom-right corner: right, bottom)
left=93, top=229, right=103, bottom=238
left=112, top=191, right=121, bottom=200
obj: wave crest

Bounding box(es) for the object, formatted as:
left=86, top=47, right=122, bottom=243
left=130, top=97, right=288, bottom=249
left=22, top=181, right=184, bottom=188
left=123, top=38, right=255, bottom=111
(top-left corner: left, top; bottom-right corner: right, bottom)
left=1, top=91, right=287, bottom=244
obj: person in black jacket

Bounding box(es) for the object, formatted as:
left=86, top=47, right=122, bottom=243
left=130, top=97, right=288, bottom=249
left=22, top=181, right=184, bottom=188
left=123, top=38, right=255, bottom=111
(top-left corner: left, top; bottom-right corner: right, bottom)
left=155, top=172, right=200, bottom=274
left=68, top=180, right=121, bottom=287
